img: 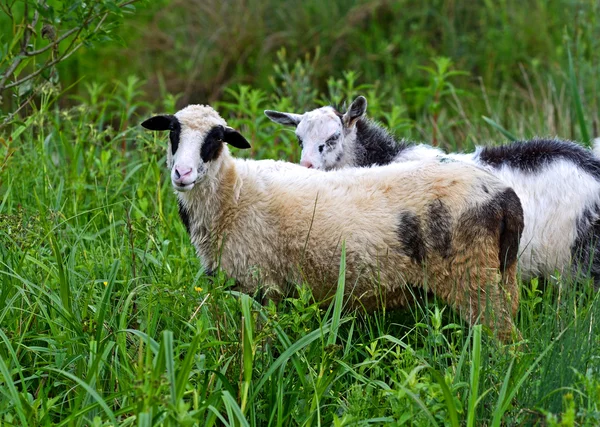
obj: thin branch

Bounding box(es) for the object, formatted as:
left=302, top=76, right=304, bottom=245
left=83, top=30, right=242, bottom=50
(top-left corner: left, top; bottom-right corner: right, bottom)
left=0, top=92, right=35, bottom=130
left=3, top=8, right=108, bottom=91
left=4, top=40, right=85, bottom=90
left=0, top=9, right=39, bottom=90
left=25, top=27, right=79, bottom=56
left=0, top=0, right=140, bottom=93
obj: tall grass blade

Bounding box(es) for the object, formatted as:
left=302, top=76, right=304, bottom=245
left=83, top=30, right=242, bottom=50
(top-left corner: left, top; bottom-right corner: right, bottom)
left=568, top=45, right=590, bottom=144
left=95, top=259, right=120, bottom=344
left=466, top=325, right=482, bottom=427
left=328, top=241, right=346, bottom=346
left=46, top=368, right=118, bottom=426
left=429, top=368, right=460, bottom=427
left=49, top=231, right=72, bottom=315
left=240, top=294, right=254, bottom=414
left=137, top=412, right=153, bottom=427
left=162, top=330, right=177, bottom=406
left=175, top=334, right=201, bottom=402
left=119, top=329, right=160, bottom=354
left=491, top=327, right=566, bottom=426
left=482, top=116, right=518, bottom=141
left=250, top=324, right=331, bottom=404
left=0, top=354, right=28, bottom=426
left=222, top=390, right=250, bottom=427
left=490, top=359, right=515, bottom=427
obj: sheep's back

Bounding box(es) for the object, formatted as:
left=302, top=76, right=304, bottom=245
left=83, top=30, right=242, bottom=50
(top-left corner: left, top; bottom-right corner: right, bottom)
left=224, top=159, right=513, bottom=307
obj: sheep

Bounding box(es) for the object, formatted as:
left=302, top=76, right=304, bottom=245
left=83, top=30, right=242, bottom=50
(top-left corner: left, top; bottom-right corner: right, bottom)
left=142, top=104, right=524, bottom=341
left=265, top=97, right=600, bottom=286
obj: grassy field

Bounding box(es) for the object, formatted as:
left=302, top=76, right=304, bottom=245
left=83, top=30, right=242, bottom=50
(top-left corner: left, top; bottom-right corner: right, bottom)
left=2, top=1, right=600, bottom=425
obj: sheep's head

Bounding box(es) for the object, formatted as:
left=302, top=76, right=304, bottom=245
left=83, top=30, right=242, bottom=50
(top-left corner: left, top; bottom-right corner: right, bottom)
left=142, top=105, right=250, bottom=192
left=264, top=96, right=367, bottom=170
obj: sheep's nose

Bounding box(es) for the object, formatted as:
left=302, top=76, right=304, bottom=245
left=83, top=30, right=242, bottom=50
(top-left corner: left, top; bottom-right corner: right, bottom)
left=174, top=167, right=192, bottom=181
left=300, top=159, right=313, bottom=169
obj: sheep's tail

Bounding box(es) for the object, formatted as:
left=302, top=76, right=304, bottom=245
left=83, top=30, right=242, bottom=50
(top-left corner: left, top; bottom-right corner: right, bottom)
left=498, top=188, right=523, bottom=272
left=498, top=187, right=524, bottom=318
left=592, top=138, right=600, bottom=158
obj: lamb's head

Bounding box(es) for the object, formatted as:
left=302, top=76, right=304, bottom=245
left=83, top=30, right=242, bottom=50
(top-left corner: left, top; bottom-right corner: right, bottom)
left=142, top=104, right=250, bottom=192
left=264, top=96, right=367, bottom=170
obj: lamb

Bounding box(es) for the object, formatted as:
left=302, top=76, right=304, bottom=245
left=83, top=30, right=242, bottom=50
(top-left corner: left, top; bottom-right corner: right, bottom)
left=142, top=104, right=524, bottom=341
left=265, top=97, right=600, bottom=285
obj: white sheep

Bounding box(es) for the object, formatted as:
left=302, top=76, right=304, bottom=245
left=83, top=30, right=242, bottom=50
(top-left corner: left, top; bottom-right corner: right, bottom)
left=265, top=97, right=600, bottom=285
left=142, top=104, right=524, bottom=341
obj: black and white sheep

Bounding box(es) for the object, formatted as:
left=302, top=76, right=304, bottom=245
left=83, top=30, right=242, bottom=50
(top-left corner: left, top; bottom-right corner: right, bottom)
left=265, top=97, right=600, bottom=285
left=142, top=104, right=524, bottom=341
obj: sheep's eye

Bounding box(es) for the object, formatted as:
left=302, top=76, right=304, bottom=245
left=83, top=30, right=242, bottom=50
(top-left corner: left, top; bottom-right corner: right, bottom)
left=296, top=136, right=303, bottom=147
left=325, top=134, right=339, bottom=146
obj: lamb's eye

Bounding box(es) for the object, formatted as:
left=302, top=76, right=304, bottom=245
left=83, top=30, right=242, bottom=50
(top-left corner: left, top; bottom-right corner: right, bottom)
left=325, top=135, right=339, bottom=146
left=297, top=136, right=303, bottom=147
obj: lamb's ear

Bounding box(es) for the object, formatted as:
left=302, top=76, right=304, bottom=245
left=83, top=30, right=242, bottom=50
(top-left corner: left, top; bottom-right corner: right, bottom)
left=223, top=126, right=251, bottom=149
left=342, top=96, right=367, bottom=128
left=141, top=115, right=175, bottom=131
left=264, top=110, right=303, bottom=127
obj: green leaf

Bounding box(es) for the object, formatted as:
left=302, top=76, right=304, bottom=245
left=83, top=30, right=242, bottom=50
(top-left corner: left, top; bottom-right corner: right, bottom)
left=482, top=116, right=518, bottom=141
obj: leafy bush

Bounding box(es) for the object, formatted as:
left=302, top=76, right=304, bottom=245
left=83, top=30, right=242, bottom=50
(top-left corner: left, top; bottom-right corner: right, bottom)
left=0, top=0, right=145, bottom=124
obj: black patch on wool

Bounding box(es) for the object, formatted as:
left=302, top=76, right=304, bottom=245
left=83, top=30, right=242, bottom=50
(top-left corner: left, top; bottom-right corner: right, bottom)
left=458, top=188, right=523, bottom=272
left=571, top=203, right=600, bottom=287
left=201, top=126, right=225, bottom=163
left=353, top=118, right=414, bottom=167
left=397, top=211, right=426, bottom=264
left=426, top=200, right=452, bottom=258
left=177, top=199, right=190, bottom=235
left=478, top=139, right=600, bottom=180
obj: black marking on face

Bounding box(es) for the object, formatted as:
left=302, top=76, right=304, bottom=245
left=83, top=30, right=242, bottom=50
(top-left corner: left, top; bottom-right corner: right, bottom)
left=169, top=119, right=181, bottom=155
left=297, top=135, right=303, bottom=148
left=178, top=199, right=190, bottom=235
left=571, top=203, right=600, bottom=287
left=478, top=139, right=600, bottom=180
left=397, top=211, right=426, bottom=264
left=201, top=126, right=225, bottom=163
left=426, top=200, right=452, bottom=258
left=325, top=133, right=339, bottom=147
left=458, top=188, right=523, bottom=272
left=318, top=144, right=324, bottom=153
left=482, top=185, right=489, bottom=194
left=140, top=115, right=181, bottom=155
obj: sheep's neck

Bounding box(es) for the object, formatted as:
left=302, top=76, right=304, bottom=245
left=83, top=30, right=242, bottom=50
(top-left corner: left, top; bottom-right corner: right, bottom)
left=178, top=156, right=238, bottom=269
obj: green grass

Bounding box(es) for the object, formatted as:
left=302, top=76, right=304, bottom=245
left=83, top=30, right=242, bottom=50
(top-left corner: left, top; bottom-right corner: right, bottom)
left=1, top=1, right=600, bottom=421
left=1, top=74, right=600, bottom=425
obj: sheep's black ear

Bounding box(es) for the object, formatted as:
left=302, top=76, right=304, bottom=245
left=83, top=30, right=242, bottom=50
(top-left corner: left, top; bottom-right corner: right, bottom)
left=264, top=110, right=303, bottom=127
left=141, top=115, right=175, bottom=131
left=342, top=96, right=367, bottom=128
left=223, top=127, right=251, bottom=149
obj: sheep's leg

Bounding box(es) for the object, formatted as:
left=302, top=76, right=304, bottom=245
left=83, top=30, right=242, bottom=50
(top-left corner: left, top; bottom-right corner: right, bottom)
left=437, top=266, right=518, bottom=343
